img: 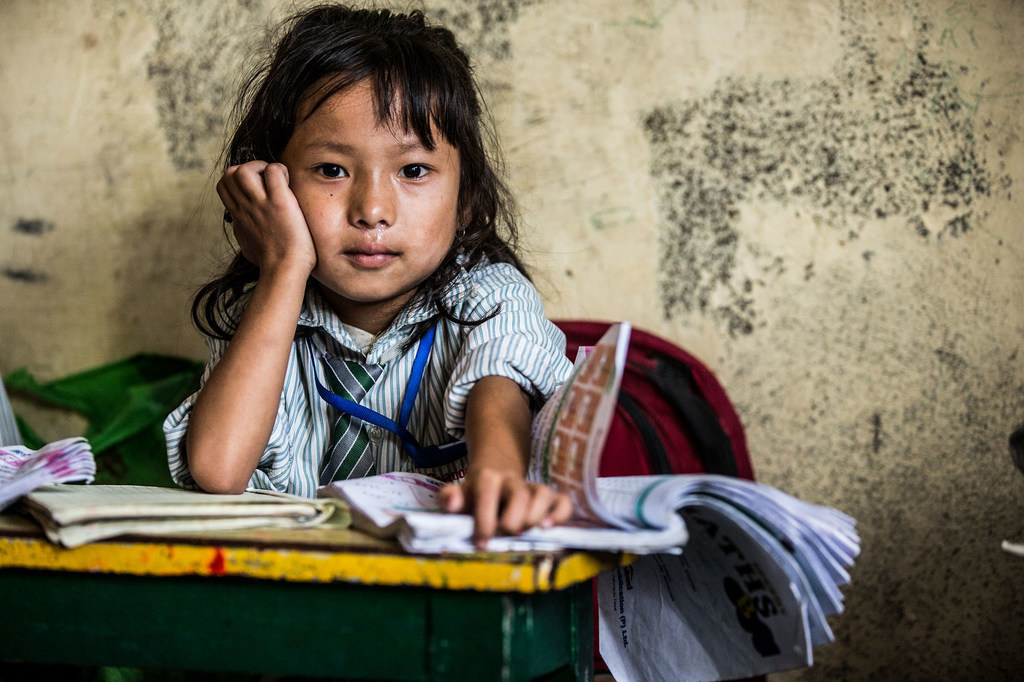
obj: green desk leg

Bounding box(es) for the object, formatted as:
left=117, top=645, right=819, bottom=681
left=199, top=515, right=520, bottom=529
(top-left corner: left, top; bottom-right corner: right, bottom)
left=0, top=569, right=594, bottom=681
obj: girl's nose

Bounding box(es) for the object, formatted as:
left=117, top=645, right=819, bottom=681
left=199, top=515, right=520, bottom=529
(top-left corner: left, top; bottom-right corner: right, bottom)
left=347, top=175, right=394, bottom=229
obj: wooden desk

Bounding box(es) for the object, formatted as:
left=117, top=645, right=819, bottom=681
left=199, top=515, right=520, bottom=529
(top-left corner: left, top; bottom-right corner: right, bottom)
left=0, top=515, right=627, bottom=680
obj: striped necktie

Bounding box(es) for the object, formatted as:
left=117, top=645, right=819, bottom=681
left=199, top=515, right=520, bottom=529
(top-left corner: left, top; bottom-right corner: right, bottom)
left=319, top=355, right=384, bottom=483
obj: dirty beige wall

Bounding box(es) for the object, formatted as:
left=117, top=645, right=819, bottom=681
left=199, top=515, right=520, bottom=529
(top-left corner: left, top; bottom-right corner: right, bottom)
left=2, top=0, right=1022, bottom=679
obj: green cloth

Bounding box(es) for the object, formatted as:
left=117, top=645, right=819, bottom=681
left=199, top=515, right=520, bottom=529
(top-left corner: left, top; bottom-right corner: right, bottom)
left=4, top=355, right=203, bottom=487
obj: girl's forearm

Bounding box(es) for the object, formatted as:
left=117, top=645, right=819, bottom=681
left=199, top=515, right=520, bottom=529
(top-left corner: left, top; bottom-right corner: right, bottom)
left=464, top=376, right=532, bottom=475
left=186, top=265, right=310, bottom=493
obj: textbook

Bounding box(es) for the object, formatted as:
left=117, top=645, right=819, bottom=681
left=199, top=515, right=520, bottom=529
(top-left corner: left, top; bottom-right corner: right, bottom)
left=20, top=484, right=348, bottom=548
left=320, top=322, right=860, bottom=680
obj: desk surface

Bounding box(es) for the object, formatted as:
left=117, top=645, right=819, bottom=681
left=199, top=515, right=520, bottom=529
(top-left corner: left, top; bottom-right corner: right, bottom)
left=0, top=513, right=626, bottom=593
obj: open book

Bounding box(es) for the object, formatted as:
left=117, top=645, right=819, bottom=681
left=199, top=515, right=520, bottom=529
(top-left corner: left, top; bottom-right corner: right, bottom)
left=20, top=484, right=348, bottom=548
left=320, top=322, right=860, bottom=680
left=319, top=470, right=696, bottom=553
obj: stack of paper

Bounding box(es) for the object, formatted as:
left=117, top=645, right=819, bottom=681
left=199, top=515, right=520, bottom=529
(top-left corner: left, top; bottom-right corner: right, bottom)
left=21, top=484, right=348, bottom=547
left=0, top=437, right=96, bottom=512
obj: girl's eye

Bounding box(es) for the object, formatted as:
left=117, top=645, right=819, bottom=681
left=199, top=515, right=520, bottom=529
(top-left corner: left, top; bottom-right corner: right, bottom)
left=400, top=164, right=429, bottom=179
left=317, top=164, right=346, bottom=178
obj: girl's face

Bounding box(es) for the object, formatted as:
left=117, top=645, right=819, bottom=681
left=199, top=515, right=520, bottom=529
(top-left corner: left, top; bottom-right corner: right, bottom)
left=280, top=79, right=461, bottom=334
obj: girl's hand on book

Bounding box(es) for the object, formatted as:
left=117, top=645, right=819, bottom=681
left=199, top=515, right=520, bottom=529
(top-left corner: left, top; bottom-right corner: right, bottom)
left=448, top=375, right=572, bottom=548
left=217, top=161, right=317, bottom=276
left=439, top=470, right=573, bottom=549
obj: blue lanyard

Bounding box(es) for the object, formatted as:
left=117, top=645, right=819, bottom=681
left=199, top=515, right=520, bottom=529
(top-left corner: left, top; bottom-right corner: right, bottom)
left=311, top=325, right=468, bottom=469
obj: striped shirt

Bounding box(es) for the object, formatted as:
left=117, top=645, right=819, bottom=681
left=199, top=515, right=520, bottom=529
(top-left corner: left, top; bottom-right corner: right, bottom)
left=163, top=261, right=573, bottom=498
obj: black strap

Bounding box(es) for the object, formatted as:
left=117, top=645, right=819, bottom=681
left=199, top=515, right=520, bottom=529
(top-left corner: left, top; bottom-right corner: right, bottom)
left=645, top=356, right=739, bottom=477
left=617, top=390, right=673, bottom=475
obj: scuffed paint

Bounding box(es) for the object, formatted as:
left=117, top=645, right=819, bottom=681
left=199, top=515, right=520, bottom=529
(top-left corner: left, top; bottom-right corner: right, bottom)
left=207, top=546, right=226, bottom=575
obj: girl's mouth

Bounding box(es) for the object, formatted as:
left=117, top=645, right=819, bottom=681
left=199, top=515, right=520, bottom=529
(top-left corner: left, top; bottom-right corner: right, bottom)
left=344, top=249, right=398, bottom=268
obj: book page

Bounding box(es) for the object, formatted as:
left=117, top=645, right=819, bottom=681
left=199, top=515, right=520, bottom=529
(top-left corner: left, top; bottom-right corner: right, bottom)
left=593, top=476, right=689, bottom=530
left=597, top=501, right=815, bottom=681
left=532, top=323, right=631, bottom=527
left=39, top=513, right=335, bottom=548
left=319, top=471, right=446, bottom=536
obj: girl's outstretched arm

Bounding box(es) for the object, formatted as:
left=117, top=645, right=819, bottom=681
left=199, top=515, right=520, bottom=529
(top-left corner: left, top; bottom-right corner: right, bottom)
left=186, top=161, right=316, bottom=494
left=438, top=376, right=573, bottom=547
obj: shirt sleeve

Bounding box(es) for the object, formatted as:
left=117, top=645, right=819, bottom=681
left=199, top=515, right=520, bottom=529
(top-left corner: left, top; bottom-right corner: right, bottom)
left=442, top=263, right=573, bottom=435
left=162, top=336, right=225, bottom=491
left=162, top=336, right=309, bottom=495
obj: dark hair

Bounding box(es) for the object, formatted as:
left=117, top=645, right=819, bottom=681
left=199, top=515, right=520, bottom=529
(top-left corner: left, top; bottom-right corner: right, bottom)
left=193, top=3, right=525, bottom=340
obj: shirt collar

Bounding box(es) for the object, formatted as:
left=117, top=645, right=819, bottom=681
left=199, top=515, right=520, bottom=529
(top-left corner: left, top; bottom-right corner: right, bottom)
left=385, top=265, right=475, bottom=330
left=296, top=264, right=476, bottom=362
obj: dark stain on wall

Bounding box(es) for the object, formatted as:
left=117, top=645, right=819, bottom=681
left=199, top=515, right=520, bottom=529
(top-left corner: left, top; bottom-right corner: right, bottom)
left=428, top=0, right=543, bottom=62
left=4, top=219, right=53, bottom=283
left=135, top=1, right=259, bottom=172
left=13, top=218, right=54, bottom=236
left=2, top=268, right=48, bottom=284
left=643, top=3, right=1012, bottom=335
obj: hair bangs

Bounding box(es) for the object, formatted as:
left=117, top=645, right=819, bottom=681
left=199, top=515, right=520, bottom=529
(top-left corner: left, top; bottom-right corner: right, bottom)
left=374, top=57, right=440, bottom=153
left=296, top=38, right=448, bottom=153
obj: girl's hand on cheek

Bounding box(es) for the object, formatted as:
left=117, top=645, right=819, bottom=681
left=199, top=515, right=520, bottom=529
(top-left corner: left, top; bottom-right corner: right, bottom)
left=439, top=467, right=574, bottom=549
left=216, top=161, right=317, bottom=276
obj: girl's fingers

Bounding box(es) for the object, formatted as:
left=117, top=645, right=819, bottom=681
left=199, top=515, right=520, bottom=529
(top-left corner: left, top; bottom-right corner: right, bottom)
left=519, top=486, right=573, bottom=530
left=262, top=164, right=305, bottom=223
left=215, top=160, right=316, bottom=270
left=438, top=482, right=465, bottom=513
left=215, top=176, right=237, bottom=216
left=262, top=163, right=291, bottom=199
left=217, top=161, right=271, bottom=213
left=545, top=492, right=574, bottom=527
left=496, top=484, right=532, bottom=536
left=519, top=484, right=557, bottom=529
left=471, top=473, right=502, bottom=548
left=230, top=160, right=272, bottom=203
left=446, top=475, right=573, bottom=546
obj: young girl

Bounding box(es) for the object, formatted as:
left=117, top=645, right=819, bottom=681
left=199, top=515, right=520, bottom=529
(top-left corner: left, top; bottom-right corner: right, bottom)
left=163, top=4, right=574, bottom=545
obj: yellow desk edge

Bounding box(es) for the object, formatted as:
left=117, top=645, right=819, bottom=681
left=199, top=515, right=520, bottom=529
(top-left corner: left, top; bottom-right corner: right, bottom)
left=0, top=524, right=632, bottom=594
